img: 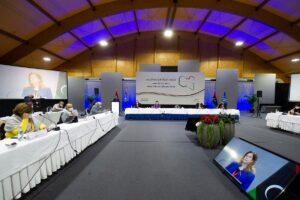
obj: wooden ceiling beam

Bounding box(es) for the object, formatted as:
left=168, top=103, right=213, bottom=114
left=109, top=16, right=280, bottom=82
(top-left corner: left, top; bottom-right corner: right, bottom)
left=0, top=29, right=27, bottom=44
left=99, top=18, right=115, bottom=41
left=244, top=30, right=279, bottom=50
left=69, top=31, right=92, bottom=50
left=194, top=10, right=212, bottom=34
left=86, top=0, right=96, bottom=11
left=266, top=49, right=300, bottom=63
left=219, top=17, right=247, bottom=42
left=40, top=47, right=69, bottom=61
left=2, top=0, right=300, bottom=64
left=165, top=0, right=177, bottom=28
left=26, top=0, right=61, bottom=26
left=255, top=0, right=270, bottom=11
left=133, top=10, right=140, bottom=35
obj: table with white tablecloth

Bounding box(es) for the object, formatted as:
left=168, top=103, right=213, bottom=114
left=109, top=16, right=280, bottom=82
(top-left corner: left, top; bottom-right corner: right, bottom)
left=265, top=112, right=300, bottom=134
left=0, top=112, right=118, bottom=200
left=125, top=108, right=240, bottom=120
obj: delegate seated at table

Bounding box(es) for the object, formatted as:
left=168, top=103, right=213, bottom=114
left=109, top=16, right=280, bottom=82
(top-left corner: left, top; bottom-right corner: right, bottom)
left=153, top=100, right=160, bottom=109
left=60, top=103, right=79, bottom=123
left=52, top=101, right=64, bottom=112
left=288, top=104, right=300, bottom=115
left=90, top=102, right=103, bottom=114
left=4, top=103, right=46, bottom=138
left=134, top=100, right=141, bottom=108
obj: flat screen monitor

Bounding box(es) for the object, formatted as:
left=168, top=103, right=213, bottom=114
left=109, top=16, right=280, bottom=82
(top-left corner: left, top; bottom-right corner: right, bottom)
left=214, top=137, right=299, bottom=200
left=0, top=64, right=67, bottom=99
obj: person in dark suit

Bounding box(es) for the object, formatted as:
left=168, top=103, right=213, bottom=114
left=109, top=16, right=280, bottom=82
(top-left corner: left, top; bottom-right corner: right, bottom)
left=195, top=101, right=205, bottom=109
left=22, top=72, right=52, bottom=99
left=226, top=151, right=257, bottom=191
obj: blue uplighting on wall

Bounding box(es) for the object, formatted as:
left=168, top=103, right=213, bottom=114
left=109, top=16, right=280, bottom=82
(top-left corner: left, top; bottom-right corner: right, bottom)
left=122, top=80, right=136, bottom=110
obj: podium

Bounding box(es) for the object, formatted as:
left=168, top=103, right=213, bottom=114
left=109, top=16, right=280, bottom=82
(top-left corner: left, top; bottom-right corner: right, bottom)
left=111, top=101, right=120, bottom=116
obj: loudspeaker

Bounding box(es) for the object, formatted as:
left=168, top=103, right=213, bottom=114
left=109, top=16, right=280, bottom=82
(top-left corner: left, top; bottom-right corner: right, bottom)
left=94, top=88, right=99, bottom=95
left=257, top=90, right=262, bottom=98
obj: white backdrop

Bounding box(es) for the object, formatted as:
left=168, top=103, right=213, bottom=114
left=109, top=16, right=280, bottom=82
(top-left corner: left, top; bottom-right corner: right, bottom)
left=289, top=74, right=300, bottom=102
left=136, top=72, right=205, bottom=105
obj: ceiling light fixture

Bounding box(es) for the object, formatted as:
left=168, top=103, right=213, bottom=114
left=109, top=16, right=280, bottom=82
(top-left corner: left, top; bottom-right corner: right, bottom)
left=164, top=29, right=173, bottom=38
left=99, top=40, right=108, bottom=47
left=291, top=58, right=300, bottom=63
left=43, top=57, right=51, bottom=62
left=235, top=41, right=244, bottom=47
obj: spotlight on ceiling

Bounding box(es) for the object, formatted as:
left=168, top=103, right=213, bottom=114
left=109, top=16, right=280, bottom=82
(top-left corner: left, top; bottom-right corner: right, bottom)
left=99, top=40, right=108, bottom=47
left=164, top=29, right=173, bottom=38
left=291, top=58, right=300, bottom=63
left=235, top=41, right=244, bottom=47
left=43, top=57, right=51, bottom=62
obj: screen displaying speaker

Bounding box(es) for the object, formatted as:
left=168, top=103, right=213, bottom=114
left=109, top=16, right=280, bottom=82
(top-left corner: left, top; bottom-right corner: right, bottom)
left=257, top=90, right=262, bottom=98
left=214, top=137, right=299, bottom=200
left=0, top=64, right=67, bottom=99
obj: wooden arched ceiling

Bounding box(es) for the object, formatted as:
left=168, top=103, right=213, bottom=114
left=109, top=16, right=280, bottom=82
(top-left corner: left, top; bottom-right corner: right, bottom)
left=0, top=0, right=300, bottom=73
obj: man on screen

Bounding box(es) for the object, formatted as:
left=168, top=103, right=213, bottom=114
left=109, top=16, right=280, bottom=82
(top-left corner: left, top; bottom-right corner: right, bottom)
left=22, top=72, right=52, bottom=99
left=226, top=151, right=258, bottom=191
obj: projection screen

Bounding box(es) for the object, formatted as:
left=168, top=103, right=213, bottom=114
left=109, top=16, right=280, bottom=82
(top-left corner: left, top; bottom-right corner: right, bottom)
left=0, top=64, right=67, bottom=99
left=289, top=74, right=300, bottom=102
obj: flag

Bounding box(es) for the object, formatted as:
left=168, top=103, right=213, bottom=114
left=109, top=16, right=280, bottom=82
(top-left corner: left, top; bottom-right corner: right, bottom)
left=222, top=91, right=228, bottom=109
left=212, top=91, right=218, bottom=107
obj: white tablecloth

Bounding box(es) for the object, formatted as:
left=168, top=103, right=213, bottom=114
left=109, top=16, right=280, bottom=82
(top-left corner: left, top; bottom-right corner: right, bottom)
left=125, top=108, right=240, bottom=116
left=0, top=112, right=118, bottom=200
left=265, top=112, right=300, bottom=134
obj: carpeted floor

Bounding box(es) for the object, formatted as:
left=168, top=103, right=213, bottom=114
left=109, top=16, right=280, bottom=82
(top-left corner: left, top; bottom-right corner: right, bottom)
left=22, top=113, right=300, bottom=200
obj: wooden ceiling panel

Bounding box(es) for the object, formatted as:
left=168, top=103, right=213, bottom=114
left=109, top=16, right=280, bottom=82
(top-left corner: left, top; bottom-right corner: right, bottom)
left=0, top=34, right=22, bottom=57
left=91, top=0, right=118, bottom=6
left=173, top=8, right=209, bottom=31
left=264, top=0, right=300, bottom=21
left=42, top=32, right=76, bottom=54
left=34, top=0, right=89, bottom=21
left=233, top=0, right=263, bottom=6
left=0, top=0, right=53, bottom=39
left=272, top=52, right=300, bottom=74
left=14, top=49, right=64, bottom=69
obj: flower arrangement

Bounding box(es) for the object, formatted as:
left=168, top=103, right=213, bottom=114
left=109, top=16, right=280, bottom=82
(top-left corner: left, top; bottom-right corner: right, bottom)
left=196, top=114, right=238, bottom=148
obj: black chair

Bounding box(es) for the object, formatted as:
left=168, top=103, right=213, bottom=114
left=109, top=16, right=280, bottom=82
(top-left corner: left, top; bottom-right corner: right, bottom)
left=0, top=121, right=6, bottom=140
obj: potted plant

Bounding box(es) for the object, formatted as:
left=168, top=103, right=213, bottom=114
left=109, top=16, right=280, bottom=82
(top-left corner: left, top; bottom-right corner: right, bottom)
left=218, top=114, right=239, bottom=145
left=196, top=115, right=222, bottom=148
left=245, top=94, right=257, bottom=113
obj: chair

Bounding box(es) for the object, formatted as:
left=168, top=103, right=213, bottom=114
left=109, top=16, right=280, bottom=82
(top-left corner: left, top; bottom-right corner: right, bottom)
left=0, top=120, right=6, bottom=140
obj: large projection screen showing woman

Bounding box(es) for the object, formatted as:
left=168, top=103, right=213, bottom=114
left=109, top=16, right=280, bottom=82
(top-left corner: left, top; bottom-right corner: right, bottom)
left=0, top=64, right=67, bottom=99
left=289, top=74, right=300, bottom=102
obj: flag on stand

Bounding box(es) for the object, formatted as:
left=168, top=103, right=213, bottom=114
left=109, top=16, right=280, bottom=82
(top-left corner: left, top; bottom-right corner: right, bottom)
left=222, top=91, right=228, bottom=109
left=212, top=91, right=218, bottom=107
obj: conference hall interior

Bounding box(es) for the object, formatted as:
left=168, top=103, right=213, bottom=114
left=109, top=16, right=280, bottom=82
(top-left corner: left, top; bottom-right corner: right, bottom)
left=0, top=0, right=300, bottom=200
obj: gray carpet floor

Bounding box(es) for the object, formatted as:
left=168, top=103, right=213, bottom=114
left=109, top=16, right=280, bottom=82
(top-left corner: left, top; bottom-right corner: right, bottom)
left=23, top=113, right=300, bottom=200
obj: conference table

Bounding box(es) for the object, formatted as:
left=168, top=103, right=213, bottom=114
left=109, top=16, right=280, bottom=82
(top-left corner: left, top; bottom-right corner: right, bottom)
left=125, top=108, right=240, bottom=120
left=0, top=112, right=118, bottom=200
left=265, top=112, right=300, bottom=134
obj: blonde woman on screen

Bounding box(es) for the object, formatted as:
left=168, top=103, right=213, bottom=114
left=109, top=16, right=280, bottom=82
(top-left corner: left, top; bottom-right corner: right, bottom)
left=22, top=72, right=53, bottom=99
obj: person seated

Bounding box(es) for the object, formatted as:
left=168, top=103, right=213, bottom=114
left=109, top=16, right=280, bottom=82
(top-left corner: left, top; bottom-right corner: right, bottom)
left=4, top=103, right=46, bottom=138
left=90, top=102, right=103, bottom=114
left=52, top=101, right=64, bottom=112
left=112, top=94, right=120, bottom=102
left=153, top=100, right=160, bottom=109
left=218, top=102, right=225, bottom=109
left=288, top=104, right=300, bottom=115
left=195, top=101, right=205, bottom=109
left=134, top=100, right=141, bottom=108
left=60, top=103, right=78, bottom=123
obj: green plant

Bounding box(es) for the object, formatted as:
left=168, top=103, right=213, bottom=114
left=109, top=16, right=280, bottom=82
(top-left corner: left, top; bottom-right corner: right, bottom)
left=86, top=95, right=95, bottom=103
left=245, top=94, right=257, bottom=108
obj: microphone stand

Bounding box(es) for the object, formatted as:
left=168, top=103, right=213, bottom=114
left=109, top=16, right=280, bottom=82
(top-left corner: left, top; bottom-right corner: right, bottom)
left=38, top=113, right=60, bottom=131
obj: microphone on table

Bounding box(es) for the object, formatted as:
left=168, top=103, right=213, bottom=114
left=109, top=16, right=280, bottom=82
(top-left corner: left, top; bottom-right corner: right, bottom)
left=38, top=113, right=60, bottom=131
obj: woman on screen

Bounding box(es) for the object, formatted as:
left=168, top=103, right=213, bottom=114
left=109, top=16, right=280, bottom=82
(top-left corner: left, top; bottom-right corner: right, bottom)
left=226, top=151, right=258, bottom=191
left=22, top=72, right=53, bottom=99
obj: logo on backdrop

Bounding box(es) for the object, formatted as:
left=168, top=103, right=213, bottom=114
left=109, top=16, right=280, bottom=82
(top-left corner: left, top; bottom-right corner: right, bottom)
left=178, top=75, right=195, bottom=91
